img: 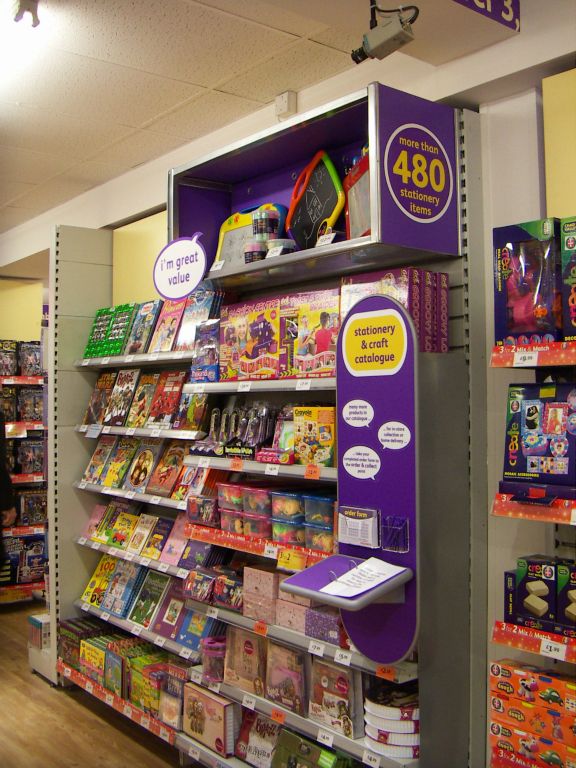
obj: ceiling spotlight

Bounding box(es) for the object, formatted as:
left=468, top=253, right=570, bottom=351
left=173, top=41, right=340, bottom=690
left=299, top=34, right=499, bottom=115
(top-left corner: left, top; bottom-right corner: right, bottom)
left=14, top=0, right=40, bottom=27
left=351, top=2, right=418, bottom=64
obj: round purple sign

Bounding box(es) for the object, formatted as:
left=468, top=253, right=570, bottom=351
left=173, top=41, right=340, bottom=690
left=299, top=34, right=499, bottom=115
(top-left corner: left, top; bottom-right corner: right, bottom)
left=153, top=234, right=206, bottom=300
left=384, top=123, right=453, bottom=224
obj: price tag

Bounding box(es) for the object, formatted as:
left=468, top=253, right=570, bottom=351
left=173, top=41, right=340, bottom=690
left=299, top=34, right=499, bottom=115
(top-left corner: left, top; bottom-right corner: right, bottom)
left=334, top=649, right=352, bottom=667
left=174, top=351, right=185, bottom=359
left=154, top=636, right=166, bottom=648
left=140, top=715, right=150, bottom=729
left=177, top=500, right=187, bottom=510
left=375, top=665, right=396, bottom=681
left=101, top=612, right=111, bottom=622
left=266, top=245, right=283, bottom=259
left=86, top=425, right=102, bottom=439
left=150, top=428, right=161, bottom=438
left=140, top=557, right=151, bottom=567
left=230, top=457, right=244, bottom=471
left=304, top=463, right=321, bottom=480
left=102, top=426, right=111, bottom=434
left=179, top=647, right=193, bottom=660
left=277, top=548, right=306, bottom=571
left=124, top=552, right=134, bottom=561
left=101, top=487, right=113, bottom=495
left=157, top=562, right=170, bottom=573
left=263, top=543, right=278, bottom=559
left=192, top=383, right=206, bottom=394
left=308, top=640, right=325, bottom=657
left=188, top=746, right=200, bottom=761
left=90, top=541, right=101, bottom=550
left=160, top=727, right=171, bottom=743
left=81, top=359, right=89, bottom=366
left=85, top=681, right=94, bottom=694
left=513, top=350, right=538, bottom=367
left=295, top=379, right=312, bottom=391
left=316, top=232, right=336, bottom=246
left=254, top=621, right=268, bottom=637
left=126, top=428, right=136, bottom=436
left=101, top=357, right=110, bottom=365
left=149, top=353, right=159, bottom=361
left=265, top=463, right=280, bottom=476
left=105, top=693, right=114, bottom=706
left=207, top=607, right=219, bottom=619
left=199, top=457, right=211, bottom=468
left=125, top=490, right=136, bottom=500
left=125, top=355, right=134, bottom=363
left=207, top=681, right=221, bottom=694
left=63, top=666, right=72, bottom=678
left=242, top=693, right=256, bottom=710
left=362, top=750, right=380, bottom=767
left=78, top=537, right=87, bottom=546
left=123, top=704, right=132, bottom=719
left=131, top=624, right=143, bottom=636
left=539, top=638, right=567, bottom=661
left=317, top=729, right=334, bottom=748
left=190, top=669, right=203, bottom=684
left=81, top=602, right=90, bottom=612
left=238, top=381, right=252, bottom=393
left=78, top=425, right=88, bottom=433
left=149, top=495, right=161, bottom=505
left=211, top=260, right=225, bottom=272
left=177, top=568, right=188, bottom=579
left=270, top=708, right=286, bottom=725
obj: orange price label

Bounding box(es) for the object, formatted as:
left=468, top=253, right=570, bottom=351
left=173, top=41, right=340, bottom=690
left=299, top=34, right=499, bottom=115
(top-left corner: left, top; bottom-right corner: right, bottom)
left=230, top=457, right=244, bottom=471
left=375, top=665, right=396, bottom=681
left=271, top=708, right=286, bottom=724
left=304, top=463, right=321, bottom=480
left=254, top=620, right=268, bottom=637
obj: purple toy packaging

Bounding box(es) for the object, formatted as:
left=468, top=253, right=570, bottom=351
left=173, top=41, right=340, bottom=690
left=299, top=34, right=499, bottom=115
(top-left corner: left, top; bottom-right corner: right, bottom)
left=557, top=562, right=576, bottom=628
left=502, top=383, right=576, bottom=488
left=437, top=272, right=449, bottom=352
left=493, top=218, right=562, bottom=346
left=220, top=299, right=280, bottom=381
left=560, top=215, right=576, bottom=341
left=516, top=554, right=557, bottom=623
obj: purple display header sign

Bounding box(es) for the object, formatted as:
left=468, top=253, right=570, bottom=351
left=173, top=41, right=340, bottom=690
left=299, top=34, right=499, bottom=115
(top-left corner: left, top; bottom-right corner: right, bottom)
left=452, top=0, right=520, bottom=31
left=337, top=295, right=418, bottom=663
left=376, top=83, right=459, bottom=256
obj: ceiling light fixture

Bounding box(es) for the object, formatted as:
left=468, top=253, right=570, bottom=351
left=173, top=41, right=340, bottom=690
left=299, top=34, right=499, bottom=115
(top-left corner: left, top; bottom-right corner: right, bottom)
left=14, top=0, right=39, bottom=26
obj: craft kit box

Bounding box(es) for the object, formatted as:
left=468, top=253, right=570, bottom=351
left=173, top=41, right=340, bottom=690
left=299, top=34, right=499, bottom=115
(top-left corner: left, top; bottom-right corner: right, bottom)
left=243, top=566, right=279, bottom=600
left=489, top=659, right=576, bottom=713
left=223, top=627, right=267, bottom=696
left=275, top=599, right=308, bottom=633
left=516, top=555, right=557, bottom=623
left=502, top=383, right=576, bottom=487
left=557, top=562, right=576, bottom=628
left=489, top=719, right=576, bottom=768
left=293, top=406, right=335, bottom=467
left=561, top=215, right=576, bottom=341
left=242, top=592, right=277, bottom=625
left=489, top=694, right=576, bottom=745
left=220, top=299, right=280, bottom=381
left=493, top=218, right=562, bottom=346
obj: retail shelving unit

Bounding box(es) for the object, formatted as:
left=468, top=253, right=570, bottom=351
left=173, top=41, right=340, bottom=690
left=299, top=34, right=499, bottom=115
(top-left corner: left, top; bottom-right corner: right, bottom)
left=45, top=83, right=487, bottom=766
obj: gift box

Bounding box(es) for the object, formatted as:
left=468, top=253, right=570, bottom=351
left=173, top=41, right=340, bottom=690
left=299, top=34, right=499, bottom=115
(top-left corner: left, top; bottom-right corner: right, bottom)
left=275, top=599, right=308, bottom=633
left=243, top=592, right=277, bottom=625
left=305, top=605, right=342, bottom=645
left=243, top=566, right=279, bottom=600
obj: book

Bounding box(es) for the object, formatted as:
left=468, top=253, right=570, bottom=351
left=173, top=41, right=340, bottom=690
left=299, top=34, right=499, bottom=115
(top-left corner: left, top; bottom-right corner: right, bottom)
left=182, top=682, right=240, bottom=756
left=170, top=465, right=200, bottom=502
left=158, top=513, right=188, bottom=566
left=139, top=516, right=174, bottom=561
left=190, top=320, right=220, bottom=383
left=100, top=560, right=145, bottom=617
left=174, top=288, right=219, bottom=352
left=83, top=436, right=118, bottom=484
left=100, top=437, right=140, bottom=488
left=235, top=711, right=281, bottom=768
left=145, top=440, right=186, bottom=497
left=123, top=439, right=164, bottom=494
left=107, top=510, right=140, bottom=549
left=80, top=554, right=118, bottom=608
left=83, top=371, right=118, bottom=425
left=92, top=500, right=137, bottom=545
left=177, top=539, right=214, bottom=570
left=124, top=372, right=160, bottom=428
left=124, top=300, right=163, bottom=355
left=106, top=303, right=139, bottom=356
left=125, top=513, right=159, bottom=556
left=151, top=580, right=187, bottom=639
left=81, top=503, right=109, bottom=540
left=176, top=610, right=215, bottom=651
left=102, top=368, right=140, bottom=426
left=127, top=570, right=172, bottom=629
left=148, top=298, right=187, bottom=354
left=172, top=392, right=209, bottom=432
left=146, top=370, right=187, bottom=427
left=265, top=642, right=306, bottom=714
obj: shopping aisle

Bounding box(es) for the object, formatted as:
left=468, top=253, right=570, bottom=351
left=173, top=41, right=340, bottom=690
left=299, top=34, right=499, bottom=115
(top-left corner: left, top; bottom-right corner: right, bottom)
left=0, top=603, right=177, bottom=767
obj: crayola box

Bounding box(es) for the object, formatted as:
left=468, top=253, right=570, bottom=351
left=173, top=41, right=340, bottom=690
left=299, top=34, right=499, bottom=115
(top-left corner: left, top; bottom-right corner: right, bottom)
left=220, top=299, right=280, bottom=381
left=561, top=215, right=576, bottom=341
left=293, top=406, right=335, bottom=467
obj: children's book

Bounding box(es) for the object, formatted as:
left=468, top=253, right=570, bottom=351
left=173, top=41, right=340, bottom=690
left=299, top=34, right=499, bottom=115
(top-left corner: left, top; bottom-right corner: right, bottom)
left=158, top=513, right=188, bottom=566
left=145, top=440, right=186, bottom=497
left=127, top=570, right=172, bottom=629
left=123, top=439, right=164, bottom=494
left=80, top=554, right=118, bottom=608
left=83, top=436, right=118, bottom=484
left=100, top=560, right=145, bottom=617
left=182, top=682, right=240, bottom=756
left=102, top=368, right=140, bottom=426
left=92, top=500, right=137, bottom=545
left=139, top=517, right=174, bottom=561
left=125, top=513, right=159, bottom=556
left=172, top=391, right=209, bottom=432
left=107, top=510, right=140, bottom=550
left=146, top=370, right=187, bottom=428
left=170, top=465, right=200, bottom=502
left=173, top=288, right=218, bottom=352
left=176, top=610, right=215, bottom=651
left=100, top=437, right=140, bottom=488
left=124, top=372, right=160, bottom=428
left=148, top=299, right=187, bottom=354
left=124, top=300, right=163, bottom=356
left=81, top=503, right=109, bottom=540
left=83, top=371, right=118, bottom=425
left=151, top=580, right=187, bottom=639
left=177, top=539, right=214, bottom=570
left=190, top=320, right=220, bottom=383
left=106, top=303, right=139, bottom=356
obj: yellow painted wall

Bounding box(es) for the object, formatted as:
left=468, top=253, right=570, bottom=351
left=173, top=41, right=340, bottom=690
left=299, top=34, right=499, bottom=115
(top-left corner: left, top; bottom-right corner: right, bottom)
left=0, top=279, right=42, bottom=340
left=112, top=210, right=167, bottom=304
left=543, top=69, right=576, bottom=218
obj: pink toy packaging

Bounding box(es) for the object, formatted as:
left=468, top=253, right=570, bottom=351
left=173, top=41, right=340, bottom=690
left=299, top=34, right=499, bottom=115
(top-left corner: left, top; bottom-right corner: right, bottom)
left=437, top=272, right=449, bottom=353
left=220, top=299, right=280, bottom=381
left=560, top=215, right=576, bottom=341
left=493, top=218, right=562, bottom=346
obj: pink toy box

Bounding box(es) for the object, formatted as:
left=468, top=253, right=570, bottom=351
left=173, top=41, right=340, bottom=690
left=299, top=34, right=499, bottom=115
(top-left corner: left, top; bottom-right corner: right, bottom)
left=220, top=299, right=280, bottom=381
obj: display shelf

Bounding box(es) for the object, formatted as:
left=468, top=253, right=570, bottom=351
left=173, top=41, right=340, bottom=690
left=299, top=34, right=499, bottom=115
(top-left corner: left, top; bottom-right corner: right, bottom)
left=490, top=342, right=576, bottom=368
left=77, top=424, right=203, bottom=441
left=0, top=581, right=45, bottom=604
left=175, top=732, right=246, bottom=768
left=492, top=493, right=576, bottom=525
left=75, top=600, right=200, bottom=660
left=0, top=375, right=44, bottom=386
left=73, top=480, right=186, bottom=511
left=183, top=455, right=337, bottom=482
left=74, top=350, right=195, bottom=370
left=56, top=659, right=177, bottom=745
left=3, top=525, right=46, bottom=538
left=491, top=621, right=576, bottom=664
left=183, top=377, right=336, bottom=395
left=10, top=473, right=45, bottom=485
left=75, top=537, right=190, bottom=579
left=5, top=421, right=45, bottom=438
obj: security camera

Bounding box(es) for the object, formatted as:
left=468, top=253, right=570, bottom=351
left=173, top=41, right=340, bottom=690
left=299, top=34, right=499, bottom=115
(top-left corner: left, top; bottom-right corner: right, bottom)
left=351, top=14, right=414, bottom=63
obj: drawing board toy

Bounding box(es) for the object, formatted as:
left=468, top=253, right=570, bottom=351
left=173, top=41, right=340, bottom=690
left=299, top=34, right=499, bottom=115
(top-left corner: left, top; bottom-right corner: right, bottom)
left=286, top=151, right=345, bottom=250
left=213, top=204, right=287, bottom=270
left=343, top=153, right=371, bottom=240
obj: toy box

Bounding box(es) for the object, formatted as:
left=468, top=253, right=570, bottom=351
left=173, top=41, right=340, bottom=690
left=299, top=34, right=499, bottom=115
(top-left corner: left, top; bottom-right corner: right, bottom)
left=293, top=406, right=335, bottom=467
left=265, top=642, right=306, bottom=714
left=270, top=729, right=341, bottom=768
left=235, top=710, right=281, bottom=768
left=308, top=658, right=363, bottom=738
left=304, top=605, right=343, bottom=645
left=489, top=694, right=576, bottom=745
left=223, top=627, right=267, bottom=696
left=493, top=218, right=562, bottom=346
left=220, top=299, right=280, bottom=381
left=516, top=555, right=557, bottom=623
left=557, top=562, right=576, bottom=628
left=275, top=599, right=308, bottom=633
left=0, top=339, right=18, bottom=375
left=489, top=659, right=576, bottom=712
left=489, top=719, right=576, bottom=767
left=561, top=216, right=576, bottom=341
left=502, top=383, right=576, bottom=487
left=183, top=682, right=241, bottom=756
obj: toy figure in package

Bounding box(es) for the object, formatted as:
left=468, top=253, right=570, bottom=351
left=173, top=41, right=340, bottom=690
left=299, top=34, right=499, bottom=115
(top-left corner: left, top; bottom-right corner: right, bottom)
left=561, top=215, right=576, bottom=341
left=17, top=440, right=44, bottom=474
left=18, top=342, right=42, bottom=376
left=124, top=300, right=163, bottom=355
left=0, top=386, right=17, bottom=422
left=17, top=387, right=43, bottom=423
left=18, top=490, right=47, bottom=525
left=0, top=340, right=18, bottom=376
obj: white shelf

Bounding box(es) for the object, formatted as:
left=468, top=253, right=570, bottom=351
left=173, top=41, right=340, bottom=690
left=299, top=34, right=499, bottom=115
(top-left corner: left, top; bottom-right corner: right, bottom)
left=183, top=378, right=336, bottom=395
left=75, top=537, right=190, bottom=579
left=183, top=455, right=337, bottom=482
left=77, top=424, right=203, bottom=440
left=75, top=351, right=195, bottom=369
left=175, top=733, right=246, bottom=768
left=73, top=480, right=186, bottom=511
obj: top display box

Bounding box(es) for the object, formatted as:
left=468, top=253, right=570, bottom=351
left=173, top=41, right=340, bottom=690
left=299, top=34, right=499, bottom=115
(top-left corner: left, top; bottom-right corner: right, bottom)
left=168, top=82, right=460, bottom=291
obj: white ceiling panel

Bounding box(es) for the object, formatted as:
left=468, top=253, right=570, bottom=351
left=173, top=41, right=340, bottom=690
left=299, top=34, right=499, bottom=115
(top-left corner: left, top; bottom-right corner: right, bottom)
left=0, top=206, right=40, bottom=232
left=0, top=181, right=36, bottom=206
left=195, top=0, right=329, bottom=37
left=8, top=174, right=98, bottom=212
left=87, top=129, right=191, bottom=169
left=0, top=145, right=75, bottom=184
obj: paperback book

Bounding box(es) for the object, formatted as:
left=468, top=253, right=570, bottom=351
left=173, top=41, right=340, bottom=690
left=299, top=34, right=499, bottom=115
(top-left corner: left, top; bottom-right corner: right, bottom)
left=123, top=439, right=164, bottom=494
left=189, top=320, right=220, bottom=383
left=176, top=610, right=216, bottom=651
left=177, top=539, right=214, bottom=570
left=172, top=391, right=209, bottom=432
left=83, top=372, right=118, bottom=425
left=173, top=288, right=219, bottom=352
left=102, top=368, right=140, bottom=426
left=100, top=437, right=140, bottom=488
left=139, top=516, right=174, bottom=561
left=100, top=560, right=145, bottom=617
left=82, top=436, right=118, bottom=484
left=158, top=512, right=188, bottom=566
left=80, top=554, right=118, bottom=608
left=145, top=440, right=186, bottom=497
left=92, top=500, right=137, bottom=545
left=148, top=299, right=187, bottom=354
left=81, top=503, right=109, bottom=540
left=146, top=370, right=187, bottom=428
left=125, top=513, right=159, bottom=556
left=124, top=300, right=163, bottom=356
left=151, top=580, right=187, bottom=640
left=127, top=570, right=172, bottom=629
left=124, top=372, right=160, bottom=428
left=106, top=510, right=140, bottom=550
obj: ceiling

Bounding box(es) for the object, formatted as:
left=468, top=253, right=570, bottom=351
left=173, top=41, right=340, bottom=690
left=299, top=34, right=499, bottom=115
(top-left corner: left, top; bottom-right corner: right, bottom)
left=0, top=0, right=519, bottom=238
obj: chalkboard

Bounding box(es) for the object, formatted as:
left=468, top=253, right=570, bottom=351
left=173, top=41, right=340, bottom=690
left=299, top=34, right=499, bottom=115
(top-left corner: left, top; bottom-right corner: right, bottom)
left=286, top=151, right=345, bottom=250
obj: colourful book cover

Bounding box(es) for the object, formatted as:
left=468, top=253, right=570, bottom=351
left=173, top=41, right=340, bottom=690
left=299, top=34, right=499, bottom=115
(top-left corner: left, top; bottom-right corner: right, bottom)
left=170, top=465, right=201, bottom=501
left=174, top=288, right=218, bottom=352
left=123, top=439, right=164, bottom=494
left=83, top=435, right=118, bottom=484
left=124, top=300, right=163, bottom=356
left=189, top=320, right=220, bottom=383
left=127, top=570, right=172, bottom=629
left=148, top=299, right=187, bottom=354
left=82, top=503, right=109, bottom=540
left=182, top=682, right=240, bottom=755
left=172, top=391, right=209, bottom=432
left=176, top=610, right=213, bottom=651
left=107, top=510, right=140, bottom=549
left=102, top=368, right=140, bottom=426
left=177, top=539, right=213, bottom=570
left=146, top=370, right=187, bottom=427
left=125, top=513, right=159, bottom=556
left=151, top=580, right=187, bottom=639
left=124, top=372, right=160, bottom=428
left=145, top=440, right=186, bottom=497
left=139, top=517, right=174, bottom=561
left=80, top=554, right=118, bottom=608
left=158, top=512, right=188, bottom=566
left=83, top=371, right=118, bottom=425
left=100, top=437, right=140, bottom=488
left=93, top=500, right=136, bottom=545
left=100, top=560, right=144, bottom=617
